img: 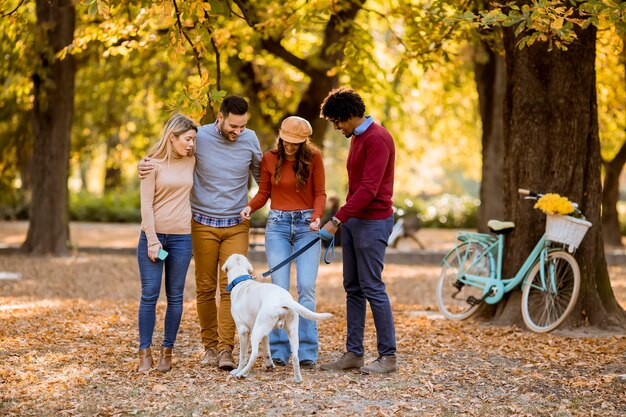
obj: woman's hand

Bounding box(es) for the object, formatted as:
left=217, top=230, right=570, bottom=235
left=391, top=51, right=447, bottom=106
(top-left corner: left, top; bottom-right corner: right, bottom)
left=240, top=206, right=252, bottom=220
left=309, top=218, right=321, bottom=231
left=148, top=243, right=161, bottom=262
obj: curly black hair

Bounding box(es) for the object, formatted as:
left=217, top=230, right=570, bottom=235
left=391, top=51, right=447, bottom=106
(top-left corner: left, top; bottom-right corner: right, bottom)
left=319, top=87, right=366, bottom=122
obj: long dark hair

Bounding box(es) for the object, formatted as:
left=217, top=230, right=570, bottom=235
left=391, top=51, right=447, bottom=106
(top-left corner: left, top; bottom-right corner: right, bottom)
left=272, top=138, right=319, bottom=189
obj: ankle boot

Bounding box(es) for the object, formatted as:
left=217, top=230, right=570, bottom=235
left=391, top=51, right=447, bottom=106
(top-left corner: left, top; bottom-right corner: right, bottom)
left=137, top=348, right=153, bottom=372
left=157, top=347, right=173, bottom=372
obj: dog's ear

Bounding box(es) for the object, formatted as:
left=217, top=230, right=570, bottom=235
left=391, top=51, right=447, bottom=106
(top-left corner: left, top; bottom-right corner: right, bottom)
left=221, top=256, right=231, bottom=272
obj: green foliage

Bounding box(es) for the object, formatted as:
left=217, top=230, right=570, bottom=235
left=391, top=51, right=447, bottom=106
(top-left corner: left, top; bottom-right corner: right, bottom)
left=597, top=27, right=626, bottom=161
left=455, top=0, right=626, bottom=51
left=0, top=185, right=29, bottom=220
left=69, top=190, right=141, bottom=223
left=394, top=194, right=479, bottom=229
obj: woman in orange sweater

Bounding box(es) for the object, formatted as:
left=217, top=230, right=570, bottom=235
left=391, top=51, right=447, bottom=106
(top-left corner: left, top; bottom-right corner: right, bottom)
left=240, top=116, right=326, bottom=369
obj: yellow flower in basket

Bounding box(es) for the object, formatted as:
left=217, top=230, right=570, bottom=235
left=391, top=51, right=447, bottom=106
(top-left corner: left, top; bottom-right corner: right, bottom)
left=534, top=193, right=575, bottom=216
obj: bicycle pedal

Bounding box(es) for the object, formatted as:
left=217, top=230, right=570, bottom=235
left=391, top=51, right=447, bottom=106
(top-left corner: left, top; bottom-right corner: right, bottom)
left=466, top=296, right=482, bottom=306
left=453, top=280, right=465, bottom=290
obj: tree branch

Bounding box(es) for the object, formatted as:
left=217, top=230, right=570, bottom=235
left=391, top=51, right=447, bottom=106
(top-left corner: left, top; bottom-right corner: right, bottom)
left=607, top=137, right=626, bottom=172
left=260, top=38, right=316, bottom=72
left=204, top=11, right=221, bottom=92
left=1, top=0, right=26, bottom=17
left=172, top=0, right=203, bottom=82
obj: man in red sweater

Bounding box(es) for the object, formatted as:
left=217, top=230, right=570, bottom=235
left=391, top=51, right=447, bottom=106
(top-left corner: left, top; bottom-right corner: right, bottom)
left=319, top=87, right=397, bottom=374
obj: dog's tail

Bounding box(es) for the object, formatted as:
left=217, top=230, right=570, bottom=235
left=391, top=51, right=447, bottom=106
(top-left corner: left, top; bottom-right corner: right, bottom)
left=286, top=300, right=333, bottom=321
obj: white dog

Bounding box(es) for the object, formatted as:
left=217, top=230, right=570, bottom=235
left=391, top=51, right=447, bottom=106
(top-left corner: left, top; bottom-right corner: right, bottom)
left=222, top=253, right=332, bottom=383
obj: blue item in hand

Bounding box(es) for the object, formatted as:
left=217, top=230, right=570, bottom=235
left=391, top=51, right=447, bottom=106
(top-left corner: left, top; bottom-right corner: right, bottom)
left=157, top=248, right=169, bottom=260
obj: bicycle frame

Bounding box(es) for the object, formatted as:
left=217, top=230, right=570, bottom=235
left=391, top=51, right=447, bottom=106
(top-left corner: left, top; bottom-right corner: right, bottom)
left=451, top=232, right=555, bottom=304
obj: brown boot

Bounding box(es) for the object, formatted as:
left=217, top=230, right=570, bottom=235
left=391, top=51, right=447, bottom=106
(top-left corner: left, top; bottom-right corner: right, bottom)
left=156, top=347, right=173, bottom=372
left=217, top=349, right=235, bottom=371
left=320, top=352, right=364, bottom=371
left=200, top=347, right=218, bottom=366
left=360, top=355, right=397, bottom=374
left=137, top=348, right=153, bottom=373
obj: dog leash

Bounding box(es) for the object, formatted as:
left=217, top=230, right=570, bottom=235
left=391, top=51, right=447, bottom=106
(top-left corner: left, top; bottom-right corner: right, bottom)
left=256, top=229, right=336, bottom=279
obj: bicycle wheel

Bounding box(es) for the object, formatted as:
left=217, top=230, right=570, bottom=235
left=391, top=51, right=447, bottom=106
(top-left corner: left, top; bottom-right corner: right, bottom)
left=437, top=241, right=493, bottom=320
left=521, top=251, right=580, bottom=333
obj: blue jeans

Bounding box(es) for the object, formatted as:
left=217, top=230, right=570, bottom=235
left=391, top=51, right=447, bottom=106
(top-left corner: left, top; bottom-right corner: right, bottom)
left=265, top=209, right=321, bottom=363
left=137, top=232, right=192, bottom=349
left=342, top=216, right=396, bottom=356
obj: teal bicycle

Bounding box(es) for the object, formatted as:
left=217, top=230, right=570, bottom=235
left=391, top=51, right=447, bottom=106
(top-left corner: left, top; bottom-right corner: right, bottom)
left=436, top=189, right=592, bottom=332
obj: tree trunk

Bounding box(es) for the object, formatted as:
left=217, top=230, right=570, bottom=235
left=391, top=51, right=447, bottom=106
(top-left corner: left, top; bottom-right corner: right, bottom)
left=474, top=38, right=506, bottom=232
left=22, top=0, right=76, bottom=256
left=601, top=143, right=626, bottom=246
left=296, top=71, right=339, bottom=147
left=496, top=23, right=625, bottom=329
left=104, top=132, right=123, bottom=192
left=234, top=0, right=365, bottom=148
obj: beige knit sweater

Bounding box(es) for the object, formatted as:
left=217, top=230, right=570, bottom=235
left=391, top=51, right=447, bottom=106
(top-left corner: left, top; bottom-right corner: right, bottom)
left=140, top=156, right=195, bottom=246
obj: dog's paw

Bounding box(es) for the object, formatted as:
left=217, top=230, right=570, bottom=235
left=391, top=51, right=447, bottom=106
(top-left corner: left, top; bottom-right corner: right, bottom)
left=264, top=364, right=275, bottom=371
left=230, top=369, right=239, bottom=376
left=293, top=376, right=303, bottom=383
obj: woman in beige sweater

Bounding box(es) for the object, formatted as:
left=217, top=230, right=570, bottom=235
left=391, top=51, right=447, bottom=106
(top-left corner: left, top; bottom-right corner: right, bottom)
left=137, top=114, right=197, bottom=372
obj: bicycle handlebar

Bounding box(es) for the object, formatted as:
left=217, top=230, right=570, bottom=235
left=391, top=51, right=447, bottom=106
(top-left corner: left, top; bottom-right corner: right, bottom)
left=518, top=188, right=542, bottom=198
left=518, top=188, right=581, bottom=210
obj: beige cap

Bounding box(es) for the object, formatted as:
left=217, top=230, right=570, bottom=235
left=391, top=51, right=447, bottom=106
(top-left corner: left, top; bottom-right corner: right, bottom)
left=279, top=116, right=312, bottom=144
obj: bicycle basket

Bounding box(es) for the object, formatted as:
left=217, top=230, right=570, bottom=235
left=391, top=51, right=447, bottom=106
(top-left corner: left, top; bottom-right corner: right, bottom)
left=545, top=214, right=592, bottom=252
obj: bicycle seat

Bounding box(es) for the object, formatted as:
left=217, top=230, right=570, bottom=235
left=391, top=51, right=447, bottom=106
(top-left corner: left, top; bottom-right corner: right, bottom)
left=487, top=220, right=515, bottom=234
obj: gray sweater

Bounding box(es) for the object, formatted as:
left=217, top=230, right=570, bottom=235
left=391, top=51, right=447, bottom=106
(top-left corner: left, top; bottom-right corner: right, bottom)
left=190, top=122, right=262, bottom=218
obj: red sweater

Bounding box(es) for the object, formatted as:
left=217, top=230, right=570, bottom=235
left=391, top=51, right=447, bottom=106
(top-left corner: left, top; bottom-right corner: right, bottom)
left=335, top=122, right=395, bottom=222
left=248, top=149, right=326, bottom=220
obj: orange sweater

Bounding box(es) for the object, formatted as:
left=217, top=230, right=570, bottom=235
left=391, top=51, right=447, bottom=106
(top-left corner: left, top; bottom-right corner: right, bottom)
left=248, top=150, right=326, bottom=220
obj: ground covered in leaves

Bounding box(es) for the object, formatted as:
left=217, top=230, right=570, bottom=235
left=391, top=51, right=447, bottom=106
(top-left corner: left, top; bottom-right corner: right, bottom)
left=1, top=224, right=625, bottom=416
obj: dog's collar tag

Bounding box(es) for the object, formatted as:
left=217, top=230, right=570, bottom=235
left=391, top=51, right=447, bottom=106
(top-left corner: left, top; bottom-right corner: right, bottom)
left=226, top=274, right=254, bottom=292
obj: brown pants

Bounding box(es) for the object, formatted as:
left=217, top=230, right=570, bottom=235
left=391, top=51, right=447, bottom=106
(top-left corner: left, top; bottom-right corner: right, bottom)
left=191, top=220, right=249, bottom=352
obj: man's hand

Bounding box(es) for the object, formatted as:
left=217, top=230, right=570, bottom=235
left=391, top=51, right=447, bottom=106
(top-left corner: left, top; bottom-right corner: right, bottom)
left=309, top=218, right=321, bottom=232
left=322, top=220, right=338, bottom=235
left=138, top=156, right=155, bottom=179
left=240, top=206, right=252, bottom=220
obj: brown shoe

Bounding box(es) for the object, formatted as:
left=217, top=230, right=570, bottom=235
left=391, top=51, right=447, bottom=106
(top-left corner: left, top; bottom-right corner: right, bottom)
left=217, top=349, right=235, bottom=371
left=320, top=352, right=364, bottom=371
left=360, top=355, right=397, bottom=374
left=200, top=347, right=218, bottom=366
left=156, top=347, right=173, bottom=372
left=137, top=348, right=153, bottom=373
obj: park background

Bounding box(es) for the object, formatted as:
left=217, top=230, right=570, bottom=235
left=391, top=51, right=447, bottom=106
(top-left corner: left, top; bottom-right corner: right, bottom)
left=1, top=0, right=626, bottom=416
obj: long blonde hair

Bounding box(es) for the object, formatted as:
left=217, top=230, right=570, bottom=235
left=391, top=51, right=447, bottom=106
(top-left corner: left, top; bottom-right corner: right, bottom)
left=148, top=114, right=198, bottom=162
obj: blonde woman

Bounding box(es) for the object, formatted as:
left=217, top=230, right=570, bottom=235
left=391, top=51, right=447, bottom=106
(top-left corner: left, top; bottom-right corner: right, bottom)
left=137, top=114, right=197, bottom=373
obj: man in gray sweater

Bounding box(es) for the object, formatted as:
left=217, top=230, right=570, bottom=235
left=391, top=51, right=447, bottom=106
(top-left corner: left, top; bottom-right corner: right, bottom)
left=140, top=96, right=262, bottom=370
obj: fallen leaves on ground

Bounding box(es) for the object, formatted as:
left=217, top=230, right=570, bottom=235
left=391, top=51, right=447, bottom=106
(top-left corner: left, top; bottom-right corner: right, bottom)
left=0, top=253, right=625, bottom=417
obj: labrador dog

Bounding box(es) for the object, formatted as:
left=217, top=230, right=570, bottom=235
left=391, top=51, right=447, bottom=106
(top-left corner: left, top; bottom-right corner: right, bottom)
left=222, top=254, right=332, bottom=383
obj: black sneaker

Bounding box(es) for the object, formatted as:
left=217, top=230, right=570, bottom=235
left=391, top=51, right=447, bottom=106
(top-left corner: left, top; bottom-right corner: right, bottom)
left=272, top=358, right=286, bottom=366
left=299, top=360, right=316, bottom=369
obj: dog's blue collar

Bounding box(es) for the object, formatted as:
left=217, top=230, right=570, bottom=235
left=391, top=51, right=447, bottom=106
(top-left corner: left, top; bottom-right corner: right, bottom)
left=226, top=274, right=254, bottom=292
